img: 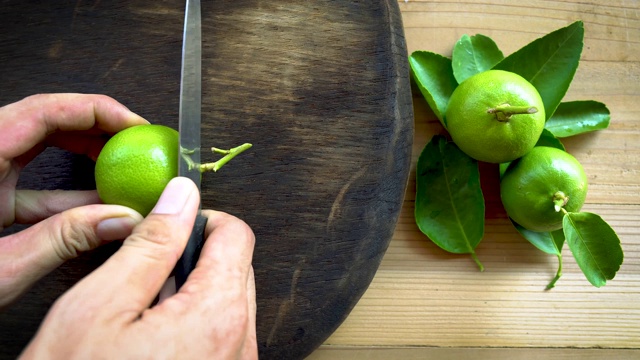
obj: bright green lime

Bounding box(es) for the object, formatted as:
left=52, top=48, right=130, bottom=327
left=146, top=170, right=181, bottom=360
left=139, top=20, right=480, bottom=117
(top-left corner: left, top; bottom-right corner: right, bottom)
left=95, top=124, right=178, bottom=216
left=445, top=70, right=546, bottom=163
left=500, top=146, right=588, bottom=232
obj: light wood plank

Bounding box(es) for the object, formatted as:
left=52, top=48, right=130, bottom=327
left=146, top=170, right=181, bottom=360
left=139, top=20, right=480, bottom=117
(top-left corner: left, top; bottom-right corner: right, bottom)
left=313, top=0, right=640, bottom=355
left=307, top=346, right=640, bottom=360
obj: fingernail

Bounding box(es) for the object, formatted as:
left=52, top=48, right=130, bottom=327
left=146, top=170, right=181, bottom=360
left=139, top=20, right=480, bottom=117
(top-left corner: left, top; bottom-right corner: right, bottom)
left=135, top=114, right=151, bottom=124
left=126, top=109, right=150, bottom=124
left=151, top=177, right=196, bottom=215
left=97, top=216, right=140, bottom=241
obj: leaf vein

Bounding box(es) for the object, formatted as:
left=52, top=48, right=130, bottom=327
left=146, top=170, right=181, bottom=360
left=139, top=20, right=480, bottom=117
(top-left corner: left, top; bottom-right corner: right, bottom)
left=567, top=214, right=606, bottom=279
left=440, top=147, right=473, bottom=254
left=529, top=26, right=581, bottom=85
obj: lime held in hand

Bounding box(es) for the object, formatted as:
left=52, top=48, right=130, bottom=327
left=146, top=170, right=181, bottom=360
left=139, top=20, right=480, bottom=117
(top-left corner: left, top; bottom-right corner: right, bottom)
left=500, top=146, right=588, bottom=232
left=95, top=124, right=179, bottom=216
left=95, top=124, right=253, bottom=216
left=445, top=70, right=546, bottom=164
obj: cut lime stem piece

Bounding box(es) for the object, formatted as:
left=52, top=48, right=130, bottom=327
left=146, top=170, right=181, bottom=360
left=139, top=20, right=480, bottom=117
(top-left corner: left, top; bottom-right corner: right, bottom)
left=180, top=147, right=199, bottom=171
left=200, top=143, right=253, bottom=173
left=488, top=104, right=538, bottom=122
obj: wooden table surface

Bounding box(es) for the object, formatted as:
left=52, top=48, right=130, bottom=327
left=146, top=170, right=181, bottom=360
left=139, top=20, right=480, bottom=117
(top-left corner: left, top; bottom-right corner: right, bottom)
left=309, top=0, right=640, bottom=358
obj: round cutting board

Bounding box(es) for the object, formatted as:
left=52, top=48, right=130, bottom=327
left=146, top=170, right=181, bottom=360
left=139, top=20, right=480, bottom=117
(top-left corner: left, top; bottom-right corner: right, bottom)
left=0, top=1, right=413, bottom=359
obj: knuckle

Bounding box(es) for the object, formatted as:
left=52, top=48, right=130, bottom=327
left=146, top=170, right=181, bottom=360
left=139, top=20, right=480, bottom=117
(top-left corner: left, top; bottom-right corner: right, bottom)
left=23, top=93, right=47, bottom=103
left=228, top=218, right=256, bottom=247
left=51, top=211, right=99, bottom=261
left=203, top=210, right=256, bottom=248
left=90, top=94, right=115, bottom=109
left=132, top=217, right=175, bottom=246
left=124, top=217, right=180, bottom=261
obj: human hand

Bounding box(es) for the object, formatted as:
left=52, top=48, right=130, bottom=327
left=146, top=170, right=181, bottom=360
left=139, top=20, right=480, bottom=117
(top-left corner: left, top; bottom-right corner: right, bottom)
left=0, top=93, right=149, bottom=308
left=21, top=177, right=258, bottom=359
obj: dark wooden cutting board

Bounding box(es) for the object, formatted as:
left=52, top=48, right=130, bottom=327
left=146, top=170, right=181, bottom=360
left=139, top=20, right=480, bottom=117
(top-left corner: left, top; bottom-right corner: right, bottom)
left=0, top=1, right=413, bottom=358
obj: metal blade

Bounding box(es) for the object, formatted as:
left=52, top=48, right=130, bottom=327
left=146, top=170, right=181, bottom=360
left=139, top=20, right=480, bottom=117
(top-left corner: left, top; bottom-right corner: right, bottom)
left=178, top=0, right=202, bottom=188
left=174, top=0, right=204, bottom=291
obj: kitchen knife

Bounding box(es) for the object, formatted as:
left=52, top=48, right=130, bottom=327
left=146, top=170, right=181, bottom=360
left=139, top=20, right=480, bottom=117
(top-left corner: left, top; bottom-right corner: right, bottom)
left=175, top=0, right=206, bottom=290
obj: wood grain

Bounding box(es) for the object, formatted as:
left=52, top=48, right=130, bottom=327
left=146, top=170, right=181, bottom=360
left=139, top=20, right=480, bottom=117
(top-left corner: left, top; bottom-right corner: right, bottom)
left=308, top=347, right=640, bottom=360
left=312, top=0, right=640, bottom=357
left=0, top=1, right=412, bottom=359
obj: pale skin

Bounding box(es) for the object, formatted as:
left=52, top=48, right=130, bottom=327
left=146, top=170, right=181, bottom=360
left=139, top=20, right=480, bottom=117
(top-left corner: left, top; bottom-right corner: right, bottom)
left=0, top=94, right=257, bottom=359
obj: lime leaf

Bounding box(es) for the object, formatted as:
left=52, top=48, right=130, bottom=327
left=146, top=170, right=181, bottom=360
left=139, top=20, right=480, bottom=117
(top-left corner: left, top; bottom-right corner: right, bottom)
left=452, top=34, right=504, bottom=83
left=513, top=220, right=565, bottom=255
left=563, top=212, right=624, bottom=287
left=409, top=51, right=458, bottom=128
left=415, top=135, right=485, bottom=270
left=536, top=128, right=566, bottom=151
left=545, top=100, right=611, bottom=137
left=494, top=21, right=584, bottom=120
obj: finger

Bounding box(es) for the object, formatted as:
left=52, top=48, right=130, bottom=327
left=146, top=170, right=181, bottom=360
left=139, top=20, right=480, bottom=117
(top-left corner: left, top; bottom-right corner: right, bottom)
left=241, top=266, right=258, bottom=359
left=0, top=93, right=148, bottom=163
left=148, top=211, right=255, bottom=358
left=0, top=204, right=142, bottom=309
left=45, top=131, right=109, bottom=161
left=61, top=177, right=199, bottom=320
left=14, top=189, right=101, bottom=224
left=179, top=210, right=255, bottom=300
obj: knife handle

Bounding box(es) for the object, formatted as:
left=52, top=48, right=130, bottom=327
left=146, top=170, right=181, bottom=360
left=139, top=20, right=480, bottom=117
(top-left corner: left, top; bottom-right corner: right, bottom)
left=175, top=213, right=208, bottom=290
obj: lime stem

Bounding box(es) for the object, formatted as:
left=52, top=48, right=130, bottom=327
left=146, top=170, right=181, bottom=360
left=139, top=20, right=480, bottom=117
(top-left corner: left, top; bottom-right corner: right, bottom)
left=471, top=251, right=485, bottom=272
left=487, top=104, right=538, bottom=122
left=200, top=143, right=252, bottom=173
left=553, top=191, right=569, bottom=212
left=546, top=254, right=563, bottom=290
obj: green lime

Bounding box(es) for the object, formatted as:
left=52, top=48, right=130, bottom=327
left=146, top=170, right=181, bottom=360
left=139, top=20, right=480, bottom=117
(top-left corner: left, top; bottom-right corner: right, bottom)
left=445, top=70, right=546, bottom=163
left=95, top=124, right=178, bottom=216
left=500, top=146, right=588, bottom=232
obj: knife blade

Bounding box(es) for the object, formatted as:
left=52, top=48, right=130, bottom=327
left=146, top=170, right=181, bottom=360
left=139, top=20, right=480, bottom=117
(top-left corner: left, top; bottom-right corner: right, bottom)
left=175, top=0, right=207, bottom=290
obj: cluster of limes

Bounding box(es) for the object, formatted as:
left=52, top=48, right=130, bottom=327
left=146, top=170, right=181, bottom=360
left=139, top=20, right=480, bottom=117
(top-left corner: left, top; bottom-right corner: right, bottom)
left=445, top=70, right=587, bottom=232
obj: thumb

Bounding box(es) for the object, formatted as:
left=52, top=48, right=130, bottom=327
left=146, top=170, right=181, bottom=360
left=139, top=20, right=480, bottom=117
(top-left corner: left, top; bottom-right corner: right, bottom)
left=55, top=177, right=199, bottom=321
left=0, top=204, right=142, bottom=308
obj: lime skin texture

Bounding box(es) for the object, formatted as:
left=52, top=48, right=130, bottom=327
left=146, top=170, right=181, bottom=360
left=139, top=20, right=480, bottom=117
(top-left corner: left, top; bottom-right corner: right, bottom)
left=95, top=124, right=179, bottom=216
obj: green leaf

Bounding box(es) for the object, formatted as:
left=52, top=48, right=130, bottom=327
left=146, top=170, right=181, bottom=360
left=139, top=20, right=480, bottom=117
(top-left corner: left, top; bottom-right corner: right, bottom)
left=564, top=212, right=624, bottom=287
left=536, top=128, right=566, bottom=151
left=494, top=21, right=584, bottom=120
left=415, top=135, right=485, bottom=270
left=545, top=100, right=611, bottom=137
left=513, top=221, right=565, bottom=255
left=512, top=222, right=565, bottom=289
left=409, top=51, right=458, bottom=127
left=452, top=34, right=504, bottom=83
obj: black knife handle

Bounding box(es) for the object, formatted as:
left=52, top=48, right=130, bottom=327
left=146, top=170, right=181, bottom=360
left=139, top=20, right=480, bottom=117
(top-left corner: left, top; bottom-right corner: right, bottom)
left=175, top=213, right=208, bottom=290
